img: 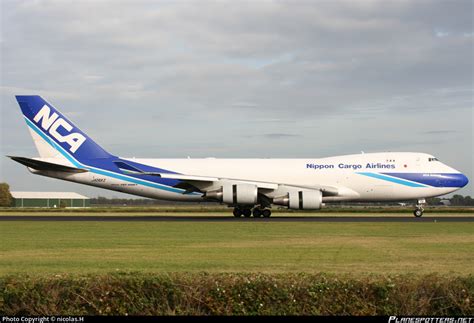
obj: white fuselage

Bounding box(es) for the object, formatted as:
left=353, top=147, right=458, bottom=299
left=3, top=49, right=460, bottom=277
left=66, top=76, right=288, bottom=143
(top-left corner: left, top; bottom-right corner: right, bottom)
left=32, top=152, right=465, bottom=203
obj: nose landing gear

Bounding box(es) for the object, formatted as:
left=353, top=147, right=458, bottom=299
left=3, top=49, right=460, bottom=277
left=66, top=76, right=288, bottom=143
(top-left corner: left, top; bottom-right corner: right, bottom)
left=414, top=208, right=424, bottom=217
left=413, top=199, right=426, bottom=217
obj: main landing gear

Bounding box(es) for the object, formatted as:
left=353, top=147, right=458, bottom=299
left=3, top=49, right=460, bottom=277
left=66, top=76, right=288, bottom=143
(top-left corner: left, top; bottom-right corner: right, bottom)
left=233, top=207, right=272, bottom=218
left=413, top=199, right=426, bottom=218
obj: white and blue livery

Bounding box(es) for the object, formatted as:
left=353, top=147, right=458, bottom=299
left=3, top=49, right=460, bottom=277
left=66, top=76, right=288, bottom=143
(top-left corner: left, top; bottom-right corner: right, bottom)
left=9, top=96, right=469, bottom=217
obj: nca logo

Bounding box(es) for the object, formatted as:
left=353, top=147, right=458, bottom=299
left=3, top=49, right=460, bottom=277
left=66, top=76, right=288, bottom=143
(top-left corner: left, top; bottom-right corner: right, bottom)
left=33, top=105, right=86, bottom=153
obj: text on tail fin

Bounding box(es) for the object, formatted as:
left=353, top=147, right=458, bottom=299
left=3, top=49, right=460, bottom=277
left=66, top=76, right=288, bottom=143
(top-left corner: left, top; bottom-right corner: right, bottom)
left=33, top=104, right=86, bottom=153
left=16, top=95, right=112, bottom=161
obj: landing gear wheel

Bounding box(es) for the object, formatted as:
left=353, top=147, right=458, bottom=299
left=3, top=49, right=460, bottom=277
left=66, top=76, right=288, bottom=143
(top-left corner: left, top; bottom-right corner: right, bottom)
left=262, top=209, right=272, bottom=218
left=233, top=208, right=242, bottom=218
left=242, top=208, right=252, bottom=218
left=413, top=199, right=425, bottom=218
left=252, top=208, right=262, bottom=218
left=414, top=209, right=423, bottom=218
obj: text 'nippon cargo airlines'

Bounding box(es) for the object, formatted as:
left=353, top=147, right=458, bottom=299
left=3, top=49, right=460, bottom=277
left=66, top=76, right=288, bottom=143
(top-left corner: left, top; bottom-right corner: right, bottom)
left=9, top=96, right=469, bottom=217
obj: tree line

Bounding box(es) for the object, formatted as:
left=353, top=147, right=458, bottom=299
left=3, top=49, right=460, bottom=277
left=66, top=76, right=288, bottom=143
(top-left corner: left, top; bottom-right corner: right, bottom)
left=426, top=195, right=474, bottom=206
left=1, top=182, right=473, bottom=207
left=0, top=183, right=13, bottom=207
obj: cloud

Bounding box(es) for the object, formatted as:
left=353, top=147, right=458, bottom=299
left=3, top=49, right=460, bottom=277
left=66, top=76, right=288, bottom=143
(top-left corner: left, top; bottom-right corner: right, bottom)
left=421, top=130, right=458, bottom=135
left=245, top=133, right=302, bottom=139
left=0, top=0, right=472, bottom=196
left=231, top=102, right=260, bottom=108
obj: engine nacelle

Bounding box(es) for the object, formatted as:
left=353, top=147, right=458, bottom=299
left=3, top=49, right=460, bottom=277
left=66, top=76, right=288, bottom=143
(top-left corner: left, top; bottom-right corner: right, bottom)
left=273, top=190, right=322, bottom=210
left=205, top=183, right=258, bottom=205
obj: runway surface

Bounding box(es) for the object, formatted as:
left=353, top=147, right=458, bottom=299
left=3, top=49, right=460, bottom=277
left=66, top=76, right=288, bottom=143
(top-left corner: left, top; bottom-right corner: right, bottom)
left=0, top=215, right=473, bottom=222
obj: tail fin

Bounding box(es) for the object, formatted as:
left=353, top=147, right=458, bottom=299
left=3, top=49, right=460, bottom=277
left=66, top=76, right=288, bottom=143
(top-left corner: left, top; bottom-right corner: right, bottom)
left=15, top=95, right=113, bottom=163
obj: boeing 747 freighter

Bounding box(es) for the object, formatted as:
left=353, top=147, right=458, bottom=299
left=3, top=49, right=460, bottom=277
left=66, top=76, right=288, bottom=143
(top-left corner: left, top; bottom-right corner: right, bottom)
left=9, top=96, right=469, bottom=217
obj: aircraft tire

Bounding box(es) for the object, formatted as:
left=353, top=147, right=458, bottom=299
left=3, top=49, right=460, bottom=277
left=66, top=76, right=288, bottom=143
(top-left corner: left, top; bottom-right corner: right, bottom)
left=414, top=209, right=423, bottom=217
left=243, top=208, right=252, bottom=217
left=253, top=208, right=262, bottom=218
left=262, top=209, right=271, bottom=218
left=233, top=208, right=242, bottom=217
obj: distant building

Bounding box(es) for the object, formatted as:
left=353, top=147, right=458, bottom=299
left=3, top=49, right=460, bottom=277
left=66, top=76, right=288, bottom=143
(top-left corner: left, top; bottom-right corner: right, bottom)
left=440, top=199, right=451, bottom=206
left=11, top=192, right=90, bottom=208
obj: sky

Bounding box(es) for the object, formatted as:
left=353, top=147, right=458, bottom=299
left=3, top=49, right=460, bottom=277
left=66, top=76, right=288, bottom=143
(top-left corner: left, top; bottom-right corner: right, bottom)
left=0, top=0, right=472, bottom=198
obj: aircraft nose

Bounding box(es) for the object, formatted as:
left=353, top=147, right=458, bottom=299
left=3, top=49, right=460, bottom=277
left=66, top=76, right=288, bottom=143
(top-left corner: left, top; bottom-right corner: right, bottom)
left=438, top=173, right=468, bottom=188
left=457, top=173, right=469, bottom=188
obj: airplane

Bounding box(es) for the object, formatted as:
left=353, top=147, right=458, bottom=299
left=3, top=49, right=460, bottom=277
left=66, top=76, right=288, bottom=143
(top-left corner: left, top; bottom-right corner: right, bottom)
left=8, top=95, right=469, bottom=218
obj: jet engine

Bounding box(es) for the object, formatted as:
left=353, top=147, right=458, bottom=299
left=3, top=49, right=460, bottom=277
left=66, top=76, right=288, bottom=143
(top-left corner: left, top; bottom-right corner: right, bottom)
left=205, top=183, right=258, bottom=205
left=273, top=190, right=322, bottom=210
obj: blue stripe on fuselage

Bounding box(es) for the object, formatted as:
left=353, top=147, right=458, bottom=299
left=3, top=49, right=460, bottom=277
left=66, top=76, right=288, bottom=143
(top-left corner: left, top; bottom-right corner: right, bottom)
left=358, top=172, right=468, bottom=188
left=381, top=172, right=468, bottom=188
left=357, top=172, right=428, bottom=187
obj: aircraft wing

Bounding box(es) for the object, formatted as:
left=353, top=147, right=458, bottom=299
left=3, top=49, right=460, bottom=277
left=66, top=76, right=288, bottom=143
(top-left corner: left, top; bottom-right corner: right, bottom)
left=154, top=172, right=339, bottom=196
left=113, top=160, right=339, bottom=196
left=156, top=172, right=279, bottom=190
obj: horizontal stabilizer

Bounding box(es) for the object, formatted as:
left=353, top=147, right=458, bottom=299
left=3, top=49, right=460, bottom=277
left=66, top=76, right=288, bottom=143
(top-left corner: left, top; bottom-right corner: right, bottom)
left=8, top=156, right=88, bottom=173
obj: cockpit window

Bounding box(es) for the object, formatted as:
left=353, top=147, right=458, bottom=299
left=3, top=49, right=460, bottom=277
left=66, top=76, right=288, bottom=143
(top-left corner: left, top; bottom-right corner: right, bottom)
left=428, top=157, right=439, bottom=162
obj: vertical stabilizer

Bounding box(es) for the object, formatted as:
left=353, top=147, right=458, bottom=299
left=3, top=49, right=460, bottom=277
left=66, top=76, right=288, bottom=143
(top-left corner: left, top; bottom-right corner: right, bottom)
left=15, top=96, right=113, bottom=163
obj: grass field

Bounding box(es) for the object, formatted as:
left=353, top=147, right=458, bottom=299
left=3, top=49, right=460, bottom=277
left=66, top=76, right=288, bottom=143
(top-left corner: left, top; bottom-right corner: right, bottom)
left=1, top=219, right=473, bottom=276
left=2, top=213, right=473, bottom=315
